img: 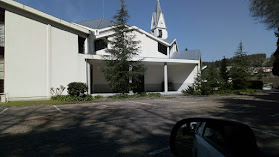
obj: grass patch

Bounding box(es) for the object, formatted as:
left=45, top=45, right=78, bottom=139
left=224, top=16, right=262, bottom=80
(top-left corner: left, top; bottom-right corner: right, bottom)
left=213, top=89, right=261, bottom=95
left=109, top=92, right=161, bottom=99
left=0, top=93, right=162, bottom=107
left=94, top=95, right=104, bottom=99
left=182, top=88, right=261, bottom=96
left=0, top=95, right=94, bottom=107
left=0, top=100, right=62, bottom=107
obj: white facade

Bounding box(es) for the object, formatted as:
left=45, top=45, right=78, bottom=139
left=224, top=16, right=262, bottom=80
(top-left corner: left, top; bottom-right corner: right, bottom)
left=0, top=0, right=201, bottom=100
left=0, top=0, right=89, bottom=100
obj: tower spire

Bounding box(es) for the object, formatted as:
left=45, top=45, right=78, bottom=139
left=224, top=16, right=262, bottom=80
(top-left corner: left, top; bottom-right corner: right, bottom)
left=151, top=0, right=168, bottom=39
left=156, top=0, right=162, bottom=14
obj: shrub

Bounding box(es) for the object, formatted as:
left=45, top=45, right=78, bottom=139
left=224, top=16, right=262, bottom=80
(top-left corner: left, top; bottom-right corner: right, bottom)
left=50, top=85, right=66, bottom=96
left=67, top=82, right=88, bottom=96
left=146, top=93, right=161, bottom=97
left=110, top=94, right=130, bottom=99
left=51, top=95, right=93, bottom=102
left=94, top=95, right=104, bottom=99
left=248, top=80, right=263, bottom=89
left=110, top=92, right=161, bottom=99
left=182, top=86, right=195, bottom=95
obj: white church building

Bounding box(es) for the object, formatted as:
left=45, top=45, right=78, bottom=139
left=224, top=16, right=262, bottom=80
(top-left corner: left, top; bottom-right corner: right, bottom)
left=0, top=0, right=201, bottom=101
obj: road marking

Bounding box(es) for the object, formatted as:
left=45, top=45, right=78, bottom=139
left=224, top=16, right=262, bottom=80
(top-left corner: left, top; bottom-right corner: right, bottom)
left=53, top=105, right=67, bottom=113
left=128, top=101, right=154, bottom=106
left=271, top=113, right=279, bottom=117
left=148, top=147, right=169, bottom=155
left=0, top=108, right=8, bottom=115
left=252, top=128, right=279, bottom=138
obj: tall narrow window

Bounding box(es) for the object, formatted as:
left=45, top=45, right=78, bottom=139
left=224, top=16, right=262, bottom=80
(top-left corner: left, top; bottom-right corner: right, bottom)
left=78, top=36, right=85, bottom=54
left=158, top=30, right=162, bottom=38
left=0, top=7, right=4, bottom=93
left=95, top=39, right=107, bottom=51
left=0, top=8, right=4, bottom=48
left=158, top=43, right=167, bottom=55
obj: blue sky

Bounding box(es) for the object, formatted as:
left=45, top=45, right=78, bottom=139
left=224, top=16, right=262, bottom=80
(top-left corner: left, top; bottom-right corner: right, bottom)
left=15, top=0, right=277, bottom=61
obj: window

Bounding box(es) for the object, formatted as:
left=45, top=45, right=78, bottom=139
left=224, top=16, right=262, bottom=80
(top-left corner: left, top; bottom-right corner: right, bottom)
left=0, top=8, right=4, bottom=48
left=95, top=39, right=107, bottom=51
left=158, top=29, right=162, bottom=38
left=0, top=8, right=4, bottom=93
left=0, top=50, right=4, bottom=80
left=158, top=43, right=167, bottom=55
left=0, top=8, right=4, bottom=23
left=78, top=36, right=85, bottom=54
left=203, top=123, right=226, bottom=153
left=196, top=122, right=205, bottom=135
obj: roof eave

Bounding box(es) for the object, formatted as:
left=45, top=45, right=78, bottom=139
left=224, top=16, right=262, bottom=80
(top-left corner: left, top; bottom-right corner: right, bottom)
left=0, top=0, right=90, bottom=34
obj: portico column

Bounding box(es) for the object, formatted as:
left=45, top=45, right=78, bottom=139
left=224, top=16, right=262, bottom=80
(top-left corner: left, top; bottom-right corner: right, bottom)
left=86, top=59, right=91, bottom=94
left=164, top=62, right=168, bottom=93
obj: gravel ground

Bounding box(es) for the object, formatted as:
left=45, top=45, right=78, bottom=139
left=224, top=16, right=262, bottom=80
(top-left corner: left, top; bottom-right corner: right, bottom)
left=0, top=93, right=278, bottom=156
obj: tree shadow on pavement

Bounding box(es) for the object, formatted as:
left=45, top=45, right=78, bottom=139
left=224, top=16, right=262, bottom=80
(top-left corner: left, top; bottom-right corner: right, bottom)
left=208, top=92, right=279, bottom=157
left=0, top=102, right=188, bottom=157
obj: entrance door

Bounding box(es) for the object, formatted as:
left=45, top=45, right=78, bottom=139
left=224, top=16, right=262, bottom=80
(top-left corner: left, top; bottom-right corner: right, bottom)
left=133, top=75, right=145, bottom=93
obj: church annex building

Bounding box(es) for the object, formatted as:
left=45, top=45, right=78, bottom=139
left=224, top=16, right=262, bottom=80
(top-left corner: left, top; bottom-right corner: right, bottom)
left=0, top=0, right=201, bottom=101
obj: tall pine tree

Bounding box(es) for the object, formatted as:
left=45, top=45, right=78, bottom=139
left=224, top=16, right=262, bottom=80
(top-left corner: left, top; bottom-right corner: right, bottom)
left=272, top=29, right=279, bottom=76
left=219, top=56, right=232, bottom=89
left=102, top=0, right=145, bottom=94
left=220, top=56, right=229, bottom=82
left=230, top=42, right=251, bottom=89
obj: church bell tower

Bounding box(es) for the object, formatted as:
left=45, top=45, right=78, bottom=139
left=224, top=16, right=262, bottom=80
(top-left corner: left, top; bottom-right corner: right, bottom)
left=151, top=0, right=168, bottom=39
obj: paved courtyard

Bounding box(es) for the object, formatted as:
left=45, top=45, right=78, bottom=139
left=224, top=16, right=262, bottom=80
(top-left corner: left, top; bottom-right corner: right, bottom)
left=0, top=93, right=278, bottom=156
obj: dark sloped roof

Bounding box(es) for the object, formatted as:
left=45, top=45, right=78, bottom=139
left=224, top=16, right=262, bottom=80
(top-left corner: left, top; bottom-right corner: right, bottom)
left=171, top=50, right=201, bottom=60
left=77, top=18, right=114, bottom=29
left=163, top=38, right=176, bottom=44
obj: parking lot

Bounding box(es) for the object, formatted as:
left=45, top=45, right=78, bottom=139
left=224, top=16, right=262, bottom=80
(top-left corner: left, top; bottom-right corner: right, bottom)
left=0, top=93, right=278, bottom=156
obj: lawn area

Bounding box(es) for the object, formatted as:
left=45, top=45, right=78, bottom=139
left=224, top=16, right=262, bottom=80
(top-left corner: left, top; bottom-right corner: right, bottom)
left=0, top=93, right=162, bottom=107
left=0, top=100, right=63, bottom=107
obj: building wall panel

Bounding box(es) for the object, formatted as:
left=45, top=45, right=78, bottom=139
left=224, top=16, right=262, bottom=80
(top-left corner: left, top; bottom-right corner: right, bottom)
left=5, top=11, right=48, bottom=98
left=50, top=26, right=87, bottom=95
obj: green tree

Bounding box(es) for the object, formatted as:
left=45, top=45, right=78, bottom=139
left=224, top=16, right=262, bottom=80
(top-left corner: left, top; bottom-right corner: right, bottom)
left=219, top=56, right=232, bottom=89
left=249, top=0, right=279, bottom=30
left=272, top=30, right=279, bottom=76
left=230, top=42, right=251, bottom=89
left=257, top=68, right=265, bottom=80
left=101, top=0, right=145, bottom=93
left=219, top=56, right=229, bottom=82
left=205, top=65, right=221, bottom=90
left=185, top=72, right=212, bottom=95
left=249, top=0, right=279, bottom=76
left=184, top=66, right=220, bottom=95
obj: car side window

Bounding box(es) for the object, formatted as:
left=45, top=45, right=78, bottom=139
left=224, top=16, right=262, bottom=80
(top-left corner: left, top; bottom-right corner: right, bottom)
left=196, top=122, right=205, bottom=135
left=203, top=123, right=226, bottom=152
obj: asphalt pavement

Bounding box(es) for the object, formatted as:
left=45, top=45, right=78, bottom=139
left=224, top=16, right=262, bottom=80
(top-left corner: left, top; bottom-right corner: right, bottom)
left=0, top=93, right=278, bottom=156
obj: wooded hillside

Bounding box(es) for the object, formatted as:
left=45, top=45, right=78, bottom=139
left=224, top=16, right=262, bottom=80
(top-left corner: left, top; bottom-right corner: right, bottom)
left=203, top=53, right=273, bottom=67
